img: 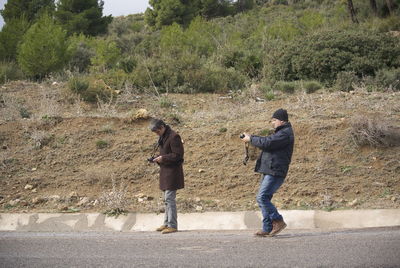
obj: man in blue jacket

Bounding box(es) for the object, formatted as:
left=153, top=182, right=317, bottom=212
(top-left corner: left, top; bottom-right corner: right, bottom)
left=241, top=108, right=294, bottom=237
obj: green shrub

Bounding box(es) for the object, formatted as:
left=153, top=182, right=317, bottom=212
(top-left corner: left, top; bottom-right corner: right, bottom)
left=373, top=16, right=400, bottom=32
left=68, top=76, right=115, bottom=103
left=270, top=30, right=400, bottom=84
left=68, top=76, right=90, bottom=93
left=264, top=90, right=275, bottom=101
left=274, top=81, right=296, bottom=94
left=68, top=41, right=95, bottom=73
left=17, top=13, right=68, bottom=78
left=117, top=56, right=136, bottom=73
left=96, top=140, right=109, bottom=149
left=303, top=80, right=322, bottom=94
left=335, top=71, right=359, bottom=92
left=0, top=61, right=25, bottom=84
left=159, top=96, right=174, bottom=108
left=375, top=68, right=400, bottom=91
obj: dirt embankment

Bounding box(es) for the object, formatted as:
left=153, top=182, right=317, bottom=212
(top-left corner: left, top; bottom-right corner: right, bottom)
left=0, top=81, right=399, bottom=213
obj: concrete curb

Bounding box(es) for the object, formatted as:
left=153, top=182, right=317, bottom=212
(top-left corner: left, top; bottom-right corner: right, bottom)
left=0, top=209, right=399, bottom=232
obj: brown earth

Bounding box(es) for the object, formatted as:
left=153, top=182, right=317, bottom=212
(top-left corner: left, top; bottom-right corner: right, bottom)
left=0, top=81, right=399, bottom=214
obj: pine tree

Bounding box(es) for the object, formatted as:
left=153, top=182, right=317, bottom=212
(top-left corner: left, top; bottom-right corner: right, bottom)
left=0, top=0, right=55, bottom=24
left=17, top=13, right=68, bottom=78
left=54, top=0, right=112, bottom=36
left=0, top=18, right=30, bottom=61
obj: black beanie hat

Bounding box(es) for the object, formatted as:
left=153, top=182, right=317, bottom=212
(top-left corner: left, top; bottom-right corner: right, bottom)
left=272, top=108, right=288, bottom=122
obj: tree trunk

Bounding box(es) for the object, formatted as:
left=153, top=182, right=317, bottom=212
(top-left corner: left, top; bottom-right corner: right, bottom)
left=370, top=0, right=378, bottom=16
left=385, top=0, right=394, bottom=15
left=347, top=0, right=359, bottom=24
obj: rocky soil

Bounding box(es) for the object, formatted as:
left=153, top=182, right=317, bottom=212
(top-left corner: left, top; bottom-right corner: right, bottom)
left=0, top=81, right=399, bottom=214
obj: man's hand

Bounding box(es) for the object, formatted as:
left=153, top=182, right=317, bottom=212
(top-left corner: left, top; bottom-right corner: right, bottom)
left=153, top=156, right=163, bottom=163
left=241, top=133, right=251, bottom=143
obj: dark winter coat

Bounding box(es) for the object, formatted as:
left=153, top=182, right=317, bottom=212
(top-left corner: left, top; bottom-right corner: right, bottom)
left=158, top=126, right=184, bottom=191
left=250, top=122, right=294, bottom=178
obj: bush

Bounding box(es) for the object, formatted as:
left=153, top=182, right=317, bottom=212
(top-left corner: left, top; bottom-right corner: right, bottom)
left=0, top=61, right=25, bottom=84
left=68, top=39, right=95, bottom=73
left=68, top=76, right=115, bottom=103
left=375, top=68, right=400, bottom=91
left=334, top=71, right=359, bottom=92
left=350, top=115, right=399, bottom=147
left=270, top=30, right=400, bottom=84
left=17, top=13, right=68, bottom=78
left=96, top=140, right=109, bottom=149
left=274, top=81, right=296, bottom=94
left=303, top=80, right=322, bottom=94
left=373, top=16, right=400, bottom=32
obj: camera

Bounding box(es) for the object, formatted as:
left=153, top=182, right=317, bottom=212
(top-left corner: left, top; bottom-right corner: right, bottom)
left=147, top=156, right=155, bottom=162
left=239, top=133, right=245, bottom=139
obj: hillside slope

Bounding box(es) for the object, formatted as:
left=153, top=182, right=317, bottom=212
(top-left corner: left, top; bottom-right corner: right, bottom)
left=0, top=81, right=399, bottom=213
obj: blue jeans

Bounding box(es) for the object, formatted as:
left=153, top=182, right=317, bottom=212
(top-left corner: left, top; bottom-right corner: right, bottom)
left=163, top=190, right=177, bottom=229
left=257, top=174, right=284, bottom=233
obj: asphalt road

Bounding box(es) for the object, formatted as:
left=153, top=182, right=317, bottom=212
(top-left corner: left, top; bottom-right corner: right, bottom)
left=1, top=227, right=399, bottom=268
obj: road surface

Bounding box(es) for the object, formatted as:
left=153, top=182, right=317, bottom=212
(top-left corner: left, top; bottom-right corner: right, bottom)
left=1, top=227, right=399, bottom=267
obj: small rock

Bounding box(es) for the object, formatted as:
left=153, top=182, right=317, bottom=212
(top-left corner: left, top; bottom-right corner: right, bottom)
left=195, top=197, right=201, bottom=202
left=93, top=199, right=99, bottom=206
left=198, top=169, right=205, bottom=173
left=77, top=197, right=90, bottom=206
left=9, top=199, right=20, bottom=206
left=24, top=184, right=34, bottom=190
left=195, top=205, right=203, bottom=211
left=138, top=197, right=145, bottom=202
left=32, top=197, right=44, bottom=204
left=32, top=189, right=37, bottom=193
left=68, top=191, right=78, bottom=201
left=355, top=190, right=360, bottom=194
left=391, top=196, right=397, bottom=202
left=348, top=199, right=358, bottom=207
left=47, top=195, right=61, bottom=201
left=31, top=168, right=37, bottom=171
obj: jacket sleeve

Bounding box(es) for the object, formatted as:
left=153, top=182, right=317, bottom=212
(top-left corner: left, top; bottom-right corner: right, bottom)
left=250, top=131, right=289, bottom=151
left=162, top=135, right=184, bottom=164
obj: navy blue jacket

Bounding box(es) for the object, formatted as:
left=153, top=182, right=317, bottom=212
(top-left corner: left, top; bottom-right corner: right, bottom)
left=250, top=122, right=294, bottom=178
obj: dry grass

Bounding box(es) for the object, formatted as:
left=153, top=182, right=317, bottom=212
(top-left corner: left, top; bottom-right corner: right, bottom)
left=99, top=176, right=128, bottom=216
left=0, top=94, right=21, bottom=122
left=350, top=115, right=398, bottom=147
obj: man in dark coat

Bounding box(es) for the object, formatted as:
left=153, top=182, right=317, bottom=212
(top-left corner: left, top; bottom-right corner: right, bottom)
left=149, top=119, right=184, bottom=234
left=241, top=108, right=294, bottom=237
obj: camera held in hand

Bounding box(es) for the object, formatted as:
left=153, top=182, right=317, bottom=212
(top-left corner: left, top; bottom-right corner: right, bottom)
left=147, top=156, right=156, bottom=162
left=239, top=133, right=245, bottom=139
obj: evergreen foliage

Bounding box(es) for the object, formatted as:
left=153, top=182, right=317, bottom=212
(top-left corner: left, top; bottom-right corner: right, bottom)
left=17, top=13, right=68, bottom=78
left=0, top=0, right=55, bottom=23
left=0, top=18, right=30, bottom=61
left=55, top=0, right=112, bottom=36
left=270, top=30, right=400, bottom=84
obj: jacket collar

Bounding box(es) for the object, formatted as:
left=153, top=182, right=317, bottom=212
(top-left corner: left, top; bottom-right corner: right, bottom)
left=158, top=125, right=171, bottom=146
left=275, top=122, right=291, bottom=132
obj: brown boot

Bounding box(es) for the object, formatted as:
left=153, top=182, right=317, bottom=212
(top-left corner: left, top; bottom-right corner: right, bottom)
left=156, top=225, right=168, bottom=232
left=270, top=219, right=287, bottom=236
left=161, top=227, right=178, bottom=234
left=254, top=230, right=270, bottom=237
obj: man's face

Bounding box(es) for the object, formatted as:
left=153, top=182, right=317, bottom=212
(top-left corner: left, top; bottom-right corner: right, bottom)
left=271, top=118, right=285, bottom=129
left=152, top=126, right=165, bottom=136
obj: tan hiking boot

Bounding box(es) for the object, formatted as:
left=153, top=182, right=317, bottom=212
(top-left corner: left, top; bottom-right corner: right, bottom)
left=254, top=230, right=270, bottom=237
left=161, top=227, right=178, bottom=234
left=270, top=219, right=287, bottom=236
left=156, top=225, right=168, bottom=232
